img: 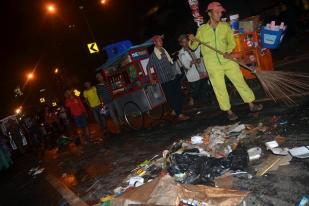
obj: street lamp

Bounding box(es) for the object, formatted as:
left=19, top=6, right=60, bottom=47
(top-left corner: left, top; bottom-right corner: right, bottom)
left=15, top=106, right=22, bottom=114
left=54, top=68, right=59, bottom=74
left=46, top=3, right=56, bottom=14
left=27, top=73, right=34, bottom=80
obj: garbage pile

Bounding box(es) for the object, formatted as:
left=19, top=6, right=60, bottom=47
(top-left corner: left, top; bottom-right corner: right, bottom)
left=98, top=121, right=308, bottom=206
left=96, top=123, right=258, bottom=205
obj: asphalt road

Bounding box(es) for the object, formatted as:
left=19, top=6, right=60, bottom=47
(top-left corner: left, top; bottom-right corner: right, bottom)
left=0, top=154, right=64, bottom=206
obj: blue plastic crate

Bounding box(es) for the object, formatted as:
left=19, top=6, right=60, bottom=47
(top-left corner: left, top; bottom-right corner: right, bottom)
left=261, top=27, right=286, bottom=49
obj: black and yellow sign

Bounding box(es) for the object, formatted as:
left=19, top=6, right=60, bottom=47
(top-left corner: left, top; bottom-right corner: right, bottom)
left=87, top=42, right=99, bottom=54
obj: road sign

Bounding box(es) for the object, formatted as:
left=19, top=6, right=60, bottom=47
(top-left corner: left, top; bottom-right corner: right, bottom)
left=87, top=42, right=99, bottom=54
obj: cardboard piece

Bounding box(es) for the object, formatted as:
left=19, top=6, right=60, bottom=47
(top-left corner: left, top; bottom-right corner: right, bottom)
left=255, top=154, right=292, bottom=176
left=111, top=175, right=248, bottom=206
left=214, top=173, right=234, bottom=189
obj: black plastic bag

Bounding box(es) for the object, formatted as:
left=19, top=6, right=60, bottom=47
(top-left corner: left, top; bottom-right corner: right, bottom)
left=168, top=154, right=230, bottom=185
left=167, top=144, right=249, bottom=185
left=227, top=144, right=249, bottom=171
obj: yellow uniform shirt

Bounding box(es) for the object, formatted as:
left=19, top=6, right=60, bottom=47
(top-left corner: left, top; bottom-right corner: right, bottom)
left=83, top=86, right=101, bottom=108
left=189, top=22, right=236, bottom=65
left=189, top=22, right=255, bottom=111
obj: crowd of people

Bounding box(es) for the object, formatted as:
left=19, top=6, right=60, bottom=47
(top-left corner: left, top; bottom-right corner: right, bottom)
left=61, top=1, right=264, bottom=143
left=64, top=73, right=121, bottom=143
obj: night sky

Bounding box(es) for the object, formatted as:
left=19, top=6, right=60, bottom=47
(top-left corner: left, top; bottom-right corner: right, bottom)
left=1, top=0, right=278, bottom=118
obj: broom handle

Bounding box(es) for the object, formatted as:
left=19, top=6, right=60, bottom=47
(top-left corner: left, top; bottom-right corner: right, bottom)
left=197, top=39, right=255, bottom=73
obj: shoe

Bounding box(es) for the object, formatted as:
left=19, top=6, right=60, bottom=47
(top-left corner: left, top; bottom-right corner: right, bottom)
left=227, top=113, right=239, bottom=121
left=177, top=114, right=190, bottom=121
left=250, top=104, right=263, bottom=112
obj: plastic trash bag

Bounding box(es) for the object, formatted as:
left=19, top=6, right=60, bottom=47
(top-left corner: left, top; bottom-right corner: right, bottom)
left=168, top=145, right=249, bottom=185
left=227, top=144, right=249, bottom=171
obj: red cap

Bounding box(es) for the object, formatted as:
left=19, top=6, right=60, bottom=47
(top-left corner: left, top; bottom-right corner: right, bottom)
left=152, top=35, right=163, bottom=43
left=206, top=2, right=226, bottom=12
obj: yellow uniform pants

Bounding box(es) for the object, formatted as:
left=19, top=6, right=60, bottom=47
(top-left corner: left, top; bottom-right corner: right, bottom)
left=206, top=60, right=255, bottom=111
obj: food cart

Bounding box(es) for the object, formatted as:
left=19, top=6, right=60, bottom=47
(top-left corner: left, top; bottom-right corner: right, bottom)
left=96, top=40, right=166, bottom=130
left=232, top=16, right=274, bottom=79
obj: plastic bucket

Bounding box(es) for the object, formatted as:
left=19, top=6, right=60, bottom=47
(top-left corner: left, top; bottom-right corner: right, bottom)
left=261, top=27, right=286, bottom=49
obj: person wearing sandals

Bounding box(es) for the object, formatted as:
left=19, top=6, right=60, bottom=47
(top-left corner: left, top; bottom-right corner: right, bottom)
left=188, top=2, right=262, bottom=120
left=147, top=35, right=189, bottom=121
left=178, top=34, right=212, bottom=106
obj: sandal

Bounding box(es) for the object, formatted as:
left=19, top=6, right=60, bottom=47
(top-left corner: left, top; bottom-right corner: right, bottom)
left=250, top=104, right=263, bottom=113
left=228, top=113, right=239, bottom=121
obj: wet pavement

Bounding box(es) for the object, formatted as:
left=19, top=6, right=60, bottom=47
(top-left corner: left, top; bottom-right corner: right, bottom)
left=0, top=154, right=64, bottom=206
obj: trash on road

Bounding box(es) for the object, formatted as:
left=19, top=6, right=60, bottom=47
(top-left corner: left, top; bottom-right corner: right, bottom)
left=214, top=172, right=235, bottom=189
left=274, top=135, right=286, bottom=145
left=28, top=166, right=45, bottom=177
left=128, top=176, right=144, bottom=187
left=247, top=147, right=262, bottom=161
left=100, top=195, right=113, bottom=206
left=270, top=147, right=289, bottom=155
left=110, top=175, right=248, bottom=206
left=255, top=154, right=292, bottom=176
left=265, top=140, right=289, bottom=155
left=289, top=146, right=309, bottom=158
left=265, top=140, right=279, bottom=150
left=190, top=135, right=203, bottom=144
left=104, top=122, right=293, bottom=205
left=107, top=123, right=263, bottom=198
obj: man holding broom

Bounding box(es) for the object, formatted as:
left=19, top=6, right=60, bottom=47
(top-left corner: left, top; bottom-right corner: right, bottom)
left=188, top=1, right=263, bottom=121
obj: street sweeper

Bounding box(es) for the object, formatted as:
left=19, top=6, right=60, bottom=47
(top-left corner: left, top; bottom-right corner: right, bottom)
left=189, top=1, right=263, bottom=121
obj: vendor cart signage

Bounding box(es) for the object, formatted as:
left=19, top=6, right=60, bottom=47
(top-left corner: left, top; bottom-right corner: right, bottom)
left=131, top=50, right=148, bottom=60
left=87, top=42, right=99, bottom=54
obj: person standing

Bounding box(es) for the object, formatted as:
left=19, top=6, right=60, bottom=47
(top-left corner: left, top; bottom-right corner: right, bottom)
left=96, top=73, right=121, bottom=133
left=64, top=90, right=90, bottom=142
left=147, top=35, right=189, bottom=121
left=189, top=2, right=263, bottom=121
left=83, top=82, right=105, bottom=130
left=178, top=34, right=212, bottom=106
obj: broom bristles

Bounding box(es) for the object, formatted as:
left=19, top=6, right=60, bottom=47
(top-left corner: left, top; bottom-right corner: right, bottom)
left=255, top=71, right=309, bottom=104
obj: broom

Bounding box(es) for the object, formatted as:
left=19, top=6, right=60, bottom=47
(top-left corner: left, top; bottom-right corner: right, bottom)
left=194, top=39, right=309, bottom=104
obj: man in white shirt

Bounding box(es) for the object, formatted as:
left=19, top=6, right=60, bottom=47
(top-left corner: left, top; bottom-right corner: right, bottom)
left=178, top=34, right=211, bottom=106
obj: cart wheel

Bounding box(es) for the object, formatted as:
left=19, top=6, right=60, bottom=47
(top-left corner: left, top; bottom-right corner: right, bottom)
left=123, top=101, right=144, bottom=130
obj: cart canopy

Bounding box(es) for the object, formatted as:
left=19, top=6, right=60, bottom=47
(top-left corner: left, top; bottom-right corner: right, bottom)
left=96, top=39, right=154, bottom=71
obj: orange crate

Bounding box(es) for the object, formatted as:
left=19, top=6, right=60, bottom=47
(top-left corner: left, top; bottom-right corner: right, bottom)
left=233, top=32, right=274, bottom=79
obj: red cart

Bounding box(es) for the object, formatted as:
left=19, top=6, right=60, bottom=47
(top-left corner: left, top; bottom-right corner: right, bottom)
left=96, top=40, right=166, bottom=130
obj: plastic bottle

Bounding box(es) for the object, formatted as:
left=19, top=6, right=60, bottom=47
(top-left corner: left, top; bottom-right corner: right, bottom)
left=229, top=14, right=239, bottom=31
